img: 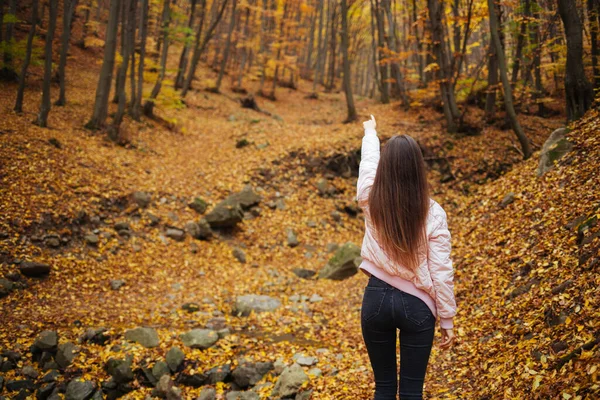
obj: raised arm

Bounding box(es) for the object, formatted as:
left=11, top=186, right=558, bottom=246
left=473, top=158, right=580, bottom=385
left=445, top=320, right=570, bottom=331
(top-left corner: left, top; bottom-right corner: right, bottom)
left=357, top=115, right=380, bottom=204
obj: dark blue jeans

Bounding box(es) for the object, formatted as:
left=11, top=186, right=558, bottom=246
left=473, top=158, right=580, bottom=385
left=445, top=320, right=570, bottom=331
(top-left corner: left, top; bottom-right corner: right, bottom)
left=361, top=275, right=435, bottom=400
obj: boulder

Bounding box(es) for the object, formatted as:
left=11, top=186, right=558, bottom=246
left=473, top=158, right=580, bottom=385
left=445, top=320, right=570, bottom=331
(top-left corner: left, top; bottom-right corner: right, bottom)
left=185, top=220, right=212, bottom=240
left=34, top=330, right=58, bottom=351
left=206, top=364, right=232, bottom=384
left=220, top=186, right=261, bottom=210
left=80, top=328, right=110, bottom=345
left=166, top=228, right=186, bottom=241
left=0, top=278, right=14, bottom=298
left=19, top=261, right=51, bottom=277
left=197, top=388, right=217, bottom=400
left=6, top=379, right=35, bottom=392
left=65, top=379, right=95, bottom=400
left=271, top=363, right=308, bottom=398
left=292, top=268, right=315, bottom=279
left=178, top=372, right=207, bottom=388
left=318, top=242, right=361, bottom=280
left=166, top=347, right=185, bottom=372
left=205, top=204, right=244, bottom=229
left=124, top=327, right=160, bottom=348
left=154, top=375, right=182, bottom=400
left=36, top=382, right=56, bottom=400
left=188, top=198, right=208, bottom=214
left=132, top=191, right=152, bottom=208
left=232, top=362, right=273, bottom=389
left=234, top=295, right=281, bottom=316
left=152, top=361, right=170, bottom=381
left=537, top=128, right=573, bottom=176
left=56, top=342, right=76, bottom=369
left=225, top=391, right=259, bottom=400
left=106, top=358, right=134, bottom=383
left=180, top=329, right=219, bottom=349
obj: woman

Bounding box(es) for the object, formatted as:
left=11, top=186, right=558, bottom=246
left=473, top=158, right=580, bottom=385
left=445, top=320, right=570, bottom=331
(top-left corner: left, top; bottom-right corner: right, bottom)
left=358, top=115, right=457, bottom=400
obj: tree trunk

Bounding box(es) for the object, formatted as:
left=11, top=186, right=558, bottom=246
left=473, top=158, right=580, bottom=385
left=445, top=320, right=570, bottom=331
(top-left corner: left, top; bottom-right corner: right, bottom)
left=488, top=0, right=532, bottom=159
left=485, top=41, right=499, bottom=121
left=175, top=0, right=198, bottom=89
left=373, top=0, right=389, bottom=103
left=55, top=0, right=79, bottom=106
left=588, top=0, right=600, bottom=88
left=340, top=0, right=356, bottom=121
left=382, top=0, right=409, bottom=106
left=128, top=0, right=137, bottom=115
left=325, top=0, right=337, bottom=91
left=558, top=0, right=594, bottom=121
left=181, top=0, right=229, bottom=97
left=144, top=0, right=171, bottom=117
left=35, top=0, right=58, bottom=127
left=86, top=0, right=121, bottom=130
left=112, top=0, right=133, bottom=138
left=511, top=0, right=529, bottom=86
left=0, top=0, right=17, bottom=80
left=14, top=0, right=39, bottom=113
left=215, top=0, right=237, bottom=92
left=312, top=0, right=325, bottom=94
left=132, top=0, right=148, bottom=120
left=412, top=0, right=424, bottom=86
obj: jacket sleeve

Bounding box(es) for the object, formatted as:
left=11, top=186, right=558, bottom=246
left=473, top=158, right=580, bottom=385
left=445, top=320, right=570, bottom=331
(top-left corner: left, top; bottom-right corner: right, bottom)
left=356, top=128, right=380, bottom=204
left=428, top=212, right=457, bottom=329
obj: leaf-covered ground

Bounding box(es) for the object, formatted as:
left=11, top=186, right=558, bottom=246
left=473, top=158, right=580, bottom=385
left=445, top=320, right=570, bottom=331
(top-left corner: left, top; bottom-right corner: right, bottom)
left=0, top=44, right=598, bottom=399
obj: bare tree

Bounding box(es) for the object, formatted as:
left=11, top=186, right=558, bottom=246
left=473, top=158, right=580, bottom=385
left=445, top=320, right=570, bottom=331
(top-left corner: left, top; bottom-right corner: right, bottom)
left=214, top=0, right=237, bottom=92
left=35, top=0, right=58, bottom=127
left=132, top=0, right=148, bottom=120
left=144, top=0, right=171, bottom=117
left=15, top=0, right=39, bottom=113
left=56, top=0, right=79, bottom=106
left=340, top=0, right=356, bottom=121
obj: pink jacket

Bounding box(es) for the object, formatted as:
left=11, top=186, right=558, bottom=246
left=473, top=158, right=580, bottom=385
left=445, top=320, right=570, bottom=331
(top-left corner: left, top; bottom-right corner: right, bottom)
left=357, top=128, right=457, bottom=329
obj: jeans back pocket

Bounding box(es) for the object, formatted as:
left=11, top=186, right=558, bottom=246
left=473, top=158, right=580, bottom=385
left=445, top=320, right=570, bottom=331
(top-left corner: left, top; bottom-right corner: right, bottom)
left=361, top=287, right=387, bottom=322
left=400, top=292, right=433, bottom=326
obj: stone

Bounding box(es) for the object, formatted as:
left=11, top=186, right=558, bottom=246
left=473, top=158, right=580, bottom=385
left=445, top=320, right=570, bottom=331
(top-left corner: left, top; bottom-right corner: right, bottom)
left=84, top=234, right=99, bottom=246
left=45, top=236, right=61, bottom=248
left=181, top=302, right=200, bottom=313
left=6, top=379, right=35, bottom=392
left=232, top=248, right=246, bottom=263
left=21, top=365, right=38, bottom=379
left=147, top=213, right=161, bottom=226
left=185, top=220, right=212, bottom=240
left=500, top=192, right=516, bottom=208
left=308, top=368, right=322, bottom=377
left=106, top=358, right=134, bottom=383
left=205, top=204, right=244, bottom=229
left=0, top=278, right=14, bottom=297
left=292, top=268, right=315, bottom=279
left=206, top=364, right=232, bottom=384
left=286, top=229, right=299, bottom=247
left=166, top=228, right=186, bottom=241
left=225, top=391, right=259, bottom=400
left=197, top=388, right=217, bottom=400
left=234, top=295, right=281, bottom=316
left=551, top=341, right=568, bottom=353
left=294, top=355, right=318, bottom=367
left=180, top=329, right=219, bottom=349
left=34, top=330, right=58, bottom=351
left=152, top=361, right=170, bottom=380
left=36, top=382, right=56, bottom=400
left=309, top=294, right=323, bottom=303
left=318, top=242, right=361, bottom=280
left=41, top=370, right=60, bottom=383
left=154, top=375, right=182, bottom=400
left=166, top=347, right=185, bottom=372
left=316, top=179, right=336, bottom=197
left=220, top=186, right=261, bottom=210
left=271, top=363, right=308, bottom=398
left=114, top=221, right=130, bottom=231
left=132, top=191, right=152, bottom=208
left=65, top=379, right=95, bottom=400
left=19, top=261, right=51, bottom=277
left=124, top=327, right=160, bottom=348
left=178, top=372, right=207, bottom=388
left=110, top=279, right=126, bottom=290
left=537, top=128, right=573, bottom=176
left=189, top=198, right=208, bottom=214
left=273, top=359, right=286, bottom=375
left=326, top=243, right=339, bottom=253
left=295, top=390, right=313, bottom=400
left=81, top=328, right=110, bottom=345
left=232, top=361, right=273, bottom=389
left=55, top=342, right=76, bottom=369
left=330, top=211, right=342, bottom=222
left=236, top=138, right=251, bottom=148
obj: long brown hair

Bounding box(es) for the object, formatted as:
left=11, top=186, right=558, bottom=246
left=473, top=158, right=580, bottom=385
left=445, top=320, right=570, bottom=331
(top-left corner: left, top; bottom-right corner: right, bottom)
left=367, top=134, right=430, bottom=270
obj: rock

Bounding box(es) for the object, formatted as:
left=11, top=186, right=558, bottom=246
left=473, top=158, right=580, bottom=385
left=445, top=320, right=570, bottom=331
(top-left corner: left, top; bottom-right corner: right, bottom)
left=48, top=137, right=62, bottom=149
left=166, top=228, right=186, bottom=241
left=55, top=342, right=76, bottom=369
left=36, top=382, right=56, bottom=400
left=234, top=295, right=281, bottom=316
left=189, top=198, right=208, bottom=214
left=272, top=363, right=308, bottom=398
left=6, top=379, right=35, bottom=392
left=41, top=370, right=60, bottom=383
left=0, top=278, right=14, bottom=297
left=166, top=347, right=185, bottom=372
left=306, top=220, right=317, bottom=228
left=551, top=341, right=568, bottom=353
left=114, top=221, right=130, bottom=231
left=154, top=375, right=182, bottom=400
left=500, top=192, right=515, bottom=208
left=292, top=268, right=315, bottom=279
left=225, top=391, right=259, bottom=400
left=232, top=247, right=246, bottom=263
left=294, top=355, right=318, bottom=367
left=84, top=234, right=99, bottom=246
left=80, top=328, right=110, bottom=345
left=181, top=302, right=200, bottom=313
left=152, top=361, right=170, bottom=380
left=206, top=364, right=232, bottom=384
left=236, top=138, right=251, bottom=148
left=318, top=242, right=361, bottom=280
left=197, top=388, right=217, bottom=400
left=147, top=213, right=161, bottom=226
left=106, top=358, right=134, bottom=383
left=185, top=220, right=212, bottom=240
left=45, top=236, right=61, bottom=248
left=34, top=330, right=58, bottom=351
left=22, top=365, right=38, bottom=379
left=132, top=191, right=152, bottom=208
left=295, top=390, right=313, bottom=400
left=110, top=279, right=125, bottom=290
left=308, top=368, right=322, bottom=377
left=0, top=376, right=3, bottom=392
left=178, top=372, right=207, bottom=388
left=273, top=359, right=286, bottom=375
left=309, top=294, right=323, bottom=303
left=124, top=327, right=160, bottom=348
left=316, top=179, right=336, bottom=197
left=330, top=211, right=342, bottom=222
left=286, top=229, right=299, bottom=247
left=180, top=329, right=219, bottom=349
left=19, top=261, right=51, bottom=277
left=232, top=362, right=273, bottom=389
left=205, top=204, right=244, bottom=229
left=326, top=243, right=339, bottom=253
left=65, top=379, right=95, bottom=400
left=221, top=186, right=261, bottom=210
left=537, top=128, right=573, bottom=176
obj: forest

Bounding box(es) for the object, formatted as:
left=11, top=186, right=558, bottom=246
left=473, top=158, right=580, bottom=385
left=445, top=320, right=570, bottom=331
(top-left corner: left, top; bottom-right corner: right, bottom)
left=0, top=0, right=599, bottom=398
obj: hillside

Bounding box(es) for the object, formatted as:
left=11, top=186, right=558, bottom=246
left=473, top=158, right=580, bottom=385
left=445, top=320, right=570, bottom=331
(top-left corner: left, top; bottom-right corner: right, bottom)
left=1, top=28, right=599, bottom=400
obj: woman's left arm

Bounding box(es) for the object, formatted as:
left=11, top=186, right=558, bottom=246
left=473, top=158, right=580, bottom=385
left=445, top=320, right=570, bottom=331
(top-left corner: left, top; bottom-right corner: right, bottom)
left=357, top=115, right=380, bottom=204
